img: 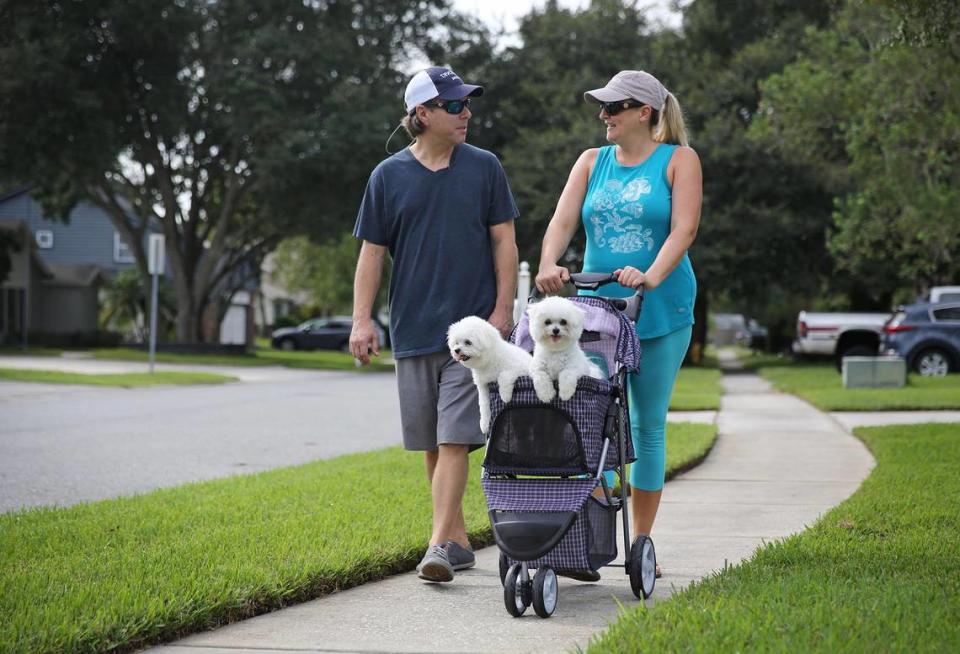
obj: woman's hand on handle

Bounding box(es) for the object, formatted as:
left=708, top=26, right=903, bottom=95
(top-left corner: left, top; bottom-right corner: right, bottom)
left=535, top=264, right=570, bottom=294
left=614, top=266, right=651, bottom=290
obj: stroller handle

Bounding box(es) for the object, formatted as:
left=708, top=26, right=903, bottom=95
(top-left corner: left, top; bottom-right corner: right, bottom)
left=530, top=271, right=644, bottom=322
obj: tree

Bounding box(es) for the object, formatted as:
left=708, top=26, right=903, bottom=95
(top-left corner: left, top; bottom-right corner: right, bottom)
left=270, top=232, right=376, bottom=317
left=100, top=267, right=176, bottom=340
left=751, top=0, right=960, bottom=300
left=0, top=0, right=452, bottom=342
left=464, top=0, right=657, bottom=268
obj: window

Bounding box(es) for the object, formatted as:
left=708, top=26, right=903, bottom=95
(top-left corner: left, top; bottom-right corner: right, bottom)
left=114, top=232, right=135, bottom=263
left=35, top=230, right=54, bottom=249
left=932, top=306, right=960, bottom=321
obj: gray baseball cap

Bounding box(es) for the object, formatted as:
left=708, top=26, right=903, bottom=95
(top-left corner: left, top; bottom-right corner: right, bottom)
left=584, top=70, right=668, bottom=111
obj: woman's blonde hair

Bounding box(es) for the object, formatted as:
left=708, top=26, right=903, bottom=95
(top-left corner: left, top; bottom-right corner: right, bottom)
left=651, top=92, right=689, bottom=147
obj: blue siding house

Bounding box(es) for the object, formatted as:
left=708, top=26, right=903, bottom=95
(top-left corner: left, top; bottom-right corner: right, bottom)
left=0, top=186, right=144, bottom=345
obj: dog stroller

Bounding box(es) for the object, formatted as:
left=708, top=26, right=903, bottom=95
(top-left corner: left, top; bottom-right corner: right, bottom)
left=481, top=272, right=657, bottom=618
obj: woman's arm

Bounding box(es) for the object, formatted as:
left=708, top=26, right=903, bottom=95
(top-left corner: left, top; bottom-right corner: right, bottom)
left=536, top=149, right=599, bottom=293
left=616, top=146, right=702, bottom=290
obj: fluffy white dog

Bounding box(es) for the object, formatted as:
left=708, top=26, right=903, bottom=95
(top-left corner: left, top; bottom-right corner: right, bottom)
left=447, top=316, right=533, bottom=433
left=527, top=296, right=603, bottom=402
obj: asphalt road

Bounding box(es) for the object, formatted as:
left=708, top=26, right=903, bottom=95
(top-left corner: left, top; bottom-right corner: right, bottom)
left=0, top=359, right=401, bottom=513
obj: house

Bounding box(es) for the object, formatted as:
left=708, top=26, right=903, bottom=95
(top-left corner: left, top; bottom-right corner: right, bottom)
left=1, top=185, right=258, bottom=348
left=0, top=186, right=140, bottom=346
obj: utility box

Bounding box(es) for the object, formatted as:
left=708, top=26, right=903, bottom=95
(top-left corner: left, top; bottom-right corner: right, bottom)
left=842, top=356, right=907, bottom=388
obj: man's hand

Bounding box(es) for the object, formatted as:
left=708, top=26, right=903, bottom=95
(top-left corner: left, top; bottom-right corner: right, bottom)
left=349, top=318, right=380, bottom=365
left=487, top=307, right=514, bottom=339
left=535, top=264, right=570, bottom=294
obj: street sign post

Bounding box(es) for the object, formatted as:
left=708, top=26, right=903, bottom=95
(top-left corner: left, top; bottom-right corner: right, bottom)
left=148, top=234, right=165, bottom=373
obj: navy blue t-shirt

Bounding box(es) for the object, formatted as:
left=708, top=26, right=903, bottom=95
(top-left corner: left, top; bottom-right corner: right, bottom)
left=353, top=143, right=519, bottom=358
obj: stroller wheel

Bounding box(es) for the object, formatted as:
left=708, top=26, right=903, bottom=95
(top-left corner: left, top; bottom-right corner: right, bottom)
left=532, top=566, right=558, bottom=618
left=629, top=535, right=656, bottom=599
left=503, top=563, right=528, bottom=617
left=499, top=552, right=509, bottom=586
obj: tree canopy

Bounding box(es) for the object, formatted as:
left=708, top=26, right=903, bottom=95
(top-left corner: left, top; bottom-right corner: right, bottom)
left=0, top=0, right=454, bottom=341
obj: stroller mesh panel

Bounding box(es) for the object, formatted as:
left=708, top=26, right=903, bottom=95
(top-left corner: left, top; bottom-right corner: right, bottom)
left=485, top=377, right=633, bottom=474
left=486, top=406, right=584, bottom=472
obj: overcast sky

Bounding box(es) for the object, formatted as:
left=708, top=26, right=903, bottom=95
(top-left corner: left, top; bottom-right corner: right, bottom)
left=451, top=0, right=683, bottom=36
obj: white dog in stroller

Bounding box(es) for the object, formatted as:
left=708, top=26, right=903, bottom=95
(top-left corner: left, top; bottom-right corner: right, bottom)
left=447, top=316, right=533, bottom=433
left=527, top=296, right=604, bottom=402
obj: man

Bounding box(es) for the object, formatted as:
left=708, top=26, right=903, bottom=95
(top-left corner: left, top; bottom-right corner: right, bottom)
left=350, top=66, right=519, bottom=582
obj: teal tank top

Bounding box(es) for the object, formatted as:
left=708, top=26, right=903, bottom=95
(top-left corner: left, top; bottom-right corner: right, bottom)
left=580, top=144, right=696, bottom=339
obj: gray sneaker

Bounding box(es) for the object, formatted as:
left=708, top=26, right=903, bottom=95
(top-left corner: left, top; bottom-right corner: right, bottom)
left=417, top=545, right=454, bottom=582
left=444, top=541, right=476, bottom=571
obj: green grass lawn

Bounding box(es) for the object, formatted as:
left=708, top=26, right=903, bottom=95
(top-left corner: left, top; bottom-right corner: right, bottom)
left=757, top=363, right=960, bottom=411
left=0, top=347, right=65, bottom=357
left=589, top=422, right=960, bottom=653
left=0, top=368, right=236, bottom=387
left=671, top=367, right=722, bottom=410
left=89, top=346, right=396, bottom=372
left=0, top=424, right=716, bottom=654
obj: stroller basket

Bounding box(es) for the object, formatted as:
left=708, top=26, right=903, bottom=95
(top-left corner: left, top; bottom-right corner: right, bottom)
left=484, top=477, right=619, bottom=570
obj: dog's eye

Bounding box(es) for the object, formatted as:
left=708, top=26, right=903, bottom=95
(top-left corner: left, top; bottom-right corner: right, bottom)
left=464, top=340, right=471, bottom=346
left=544, top=319, right=552, bottom=326
left=560, top=319, right=567, bottom=326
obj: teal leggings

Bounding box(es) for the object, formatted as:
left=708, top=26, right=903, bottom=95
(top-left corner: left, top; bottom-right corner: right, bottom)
left=604, top=325, right=692, bottom=491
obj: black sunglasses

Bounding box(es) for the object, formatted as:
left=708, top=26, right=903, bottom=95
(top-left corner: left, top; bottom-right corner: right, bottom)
left=600, top=99, right=646, bottom=116
left=424, top=97, right=472, bottom=114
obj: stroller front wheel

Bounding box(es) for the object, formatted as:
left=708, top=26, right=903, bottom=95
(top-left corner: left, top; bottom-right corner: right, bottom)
left=499, top=552, right=509, bottom=586
left=532, top=566, right=558, bottom=618
left=503, top=563, right=528, bottom=617
left=629, top=535, right=657, bottom=599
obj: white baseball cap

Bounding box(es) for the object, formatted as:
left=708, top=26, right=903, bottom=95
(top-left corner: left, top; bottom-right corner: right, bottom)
left=404, top=66, right=484, bottom=113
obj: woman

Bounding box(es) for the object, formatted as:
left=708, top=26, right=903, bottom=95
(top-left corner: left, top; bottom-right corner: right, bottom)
left=535, top=70, right=702, bottom=578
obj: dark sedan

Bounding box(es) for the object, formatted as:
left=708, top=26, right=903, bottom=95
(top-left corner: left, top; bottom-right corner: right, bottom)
left=881, top=302, right=960, bottom=375
left=271, top=316, right=385, bottom=352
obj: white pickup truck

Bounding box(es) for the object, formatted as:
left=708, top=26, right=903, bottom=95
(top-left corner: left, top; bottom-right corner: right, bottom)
left=792, top=311, right=891, bottom=363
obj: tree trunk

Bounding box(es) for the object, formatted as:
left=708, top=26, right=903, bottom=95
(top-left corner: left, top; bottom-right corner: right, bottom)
left=685, top=276, right=709, bottom=365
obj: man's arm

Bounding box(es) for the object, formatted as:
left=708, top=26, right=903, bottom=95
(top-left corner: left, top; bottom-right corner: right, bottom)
left=488, top=220, right=519, bottom=337
left=350, top=240, right=387, bottom=364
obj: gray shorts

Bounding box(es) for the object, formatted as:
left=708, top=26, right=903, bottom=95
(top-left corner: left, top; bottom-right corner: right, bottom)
left=395, top=350, right=484, bottom=452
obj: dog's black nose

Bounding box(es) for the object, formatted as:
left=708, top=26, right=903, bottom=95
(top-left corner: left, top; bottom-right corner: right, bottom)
left=454, top=347, right=461, bottom=354
left=552, top=327, right=560, bottom=335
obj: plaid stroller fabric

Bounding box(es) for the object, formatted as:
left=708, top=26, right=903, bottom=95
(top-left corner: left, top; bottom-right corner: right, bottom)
left=481, top=477, right=618, bottom=571
left=485, top=376, right=634, bottom=473
left=483, top=293, right=641, bottom=577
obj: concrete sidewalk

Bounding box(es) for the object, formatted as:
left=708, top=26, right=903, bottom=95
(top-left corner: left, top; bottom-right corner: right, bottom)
left=146, top=365, right=875, bottom=654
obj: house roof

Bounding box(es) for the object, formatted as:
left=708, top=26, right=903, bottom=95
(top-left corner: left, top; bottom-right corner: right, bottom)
left=0, top=185, right=33, bottom=204
left=44, top=263, right=107, bottom=288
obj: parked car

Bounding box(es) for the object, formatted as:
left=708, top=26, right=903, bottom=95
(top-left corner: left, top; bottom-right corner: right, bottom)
left=270, top=316, right=385, bottom=352
left=881, top=302, right=960, bottom=375
left=711, top=313, right=750, bottom=347
left=792, top=310, right=890, bottom=366
left=929, top=286, right=960, bottom=303
left=746, top=318, right=769, bottom=351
